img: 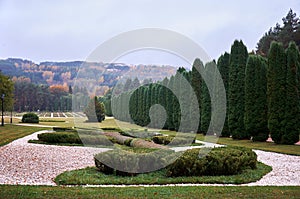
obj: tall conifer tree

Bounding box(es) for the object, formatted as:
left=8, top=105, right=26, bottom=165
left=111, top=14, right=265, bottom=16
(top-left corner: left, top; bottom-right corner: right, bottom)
left=228, top=40, right=249, bottom=139
left=244, top=55, right=268, bottom=141
left=267, top=42, right=287, bottom=143
left=283, top=42, right=300, bottom=144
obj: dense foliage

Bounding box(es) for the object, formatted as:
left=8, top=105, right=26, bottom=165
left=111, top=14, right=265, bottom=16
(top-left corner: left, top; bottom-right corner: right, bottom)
left=216, top=53, right=230, bottom=137
left=257, top=9, right=300, bottom=56
left=0, top=72, right=14, bottom=111
left=21, top=112, right=39, bottom=123
left=228, top=40, right=249, bottom=139
left=244, top=55, right=268, bottom=141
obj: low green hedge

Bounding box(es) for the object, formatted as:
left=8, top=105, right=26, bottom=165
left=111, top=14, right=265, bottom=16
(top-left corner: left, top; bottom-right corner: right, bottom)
left=38, top=132, right=81, bottom=144
left=166, top=147, right=257, bottom=177
left=37, top=132, right=115, bottom=146
left=94, top=149, right=175, bottom=176
left=152, top=135, right=195, bottom=145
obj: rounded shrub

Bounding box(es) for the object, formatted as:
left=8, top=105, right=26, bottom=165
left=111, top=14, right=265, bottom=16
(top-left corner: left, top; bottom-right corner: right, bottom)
left=166, top=147, right=257, bottom=177
left=22, top=112, right=39, bottom=123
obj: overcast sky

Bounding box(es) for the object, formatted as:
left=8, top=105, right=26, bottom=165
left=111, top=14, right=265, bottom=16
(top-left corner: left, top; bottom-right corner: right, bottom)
left=0, top=0, right=299, bottom=67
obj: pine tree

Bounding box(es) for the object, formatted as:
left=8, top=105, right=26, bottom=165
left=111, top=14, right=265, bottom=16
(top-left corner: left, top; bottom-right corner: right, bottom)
left=191, top=58, right=204, bottom=133
left=267, top=42, right=287, bottom=143
left=244, top=55, right=268, bottom=141
left=216, top=53, right=230, bottom=137
left=228, top=40, right=249, bottom=139
left=283, top=42, right=300, bottom=144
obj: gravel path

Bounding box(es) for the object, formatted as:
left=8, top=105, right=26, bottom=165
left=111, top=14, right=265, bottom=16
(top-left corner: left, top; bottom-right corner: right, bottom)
left=0, top=131, right=299, bottom=186
left=0, top=130, right=110, bottom=185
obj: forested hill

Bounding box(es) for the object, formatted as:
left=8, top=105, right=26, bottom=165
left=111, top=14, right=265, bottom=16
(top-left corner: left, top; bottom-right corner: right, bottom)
left=0, top=58, right=177, bottom=88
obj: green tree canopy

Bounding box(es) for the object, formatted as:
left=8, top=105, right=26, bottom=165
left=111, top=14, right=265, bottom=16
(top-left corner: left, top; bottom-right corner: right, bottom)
left=0, top=72, right=14, bottom=111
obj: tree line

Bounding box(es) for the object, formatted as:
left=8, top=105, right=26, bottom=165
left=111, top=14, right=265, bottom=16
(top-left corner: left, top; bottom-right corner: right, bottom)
left=106, top=39, right=300, bottom=145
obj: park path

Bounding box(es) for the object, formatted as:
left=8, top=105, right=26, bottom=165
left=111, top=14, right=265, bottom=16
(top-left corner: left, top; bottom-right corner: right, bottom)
left=0, top=130, right=299, bottom=186
left=0, top=130, right=110, bottom=185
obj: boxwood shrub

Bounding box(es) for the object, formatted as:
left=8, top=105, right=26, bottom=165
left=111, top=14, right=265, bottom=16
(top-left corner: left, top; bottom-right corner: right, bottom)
left=21, top=113, right=39, bottom=123
left=166, top=147, right=257, bottom=177
left=94, top=149, right=175, bottom=176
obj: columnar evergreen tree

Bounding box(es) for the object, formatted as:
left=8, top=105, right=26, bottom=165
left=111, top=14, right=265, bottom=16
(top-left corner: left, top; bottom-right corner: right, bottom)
left=283, top=42, right=300, bottom=144
left=191, top=58, right=204, bottom=133
left=84, top=96, right=105, bottom=122
left=244, top=55, right=268, bottom=141
left=216, top=53, right=230, bottom=137
left=172, top=72, right=181, bottom=131
left=228, top=40, right=249, bottom=139
left=267, top=42, right=287, bottom=143
left=201, top=61, right=215, bottom=135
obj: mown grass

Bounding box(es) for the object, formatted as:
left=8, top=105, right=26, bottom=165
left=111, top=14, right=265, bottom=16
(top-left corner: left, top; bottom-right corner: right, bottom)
left=0, top=185, right=299, bottom=199
left=0, top=124, right=49, bottom=146
left=213, top=137, right=300, bottom=156
left=55, top=162, right=271, bottom=185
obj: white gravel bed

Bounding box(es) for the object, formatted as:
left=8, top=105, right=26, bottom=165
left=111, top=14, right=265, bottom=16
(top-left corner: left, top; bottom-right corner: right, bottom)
left=0, top=130, right=299, bottom=186
left=0, top=130, right=110, bottom=185
left=246, top=150, right=300, bottom=186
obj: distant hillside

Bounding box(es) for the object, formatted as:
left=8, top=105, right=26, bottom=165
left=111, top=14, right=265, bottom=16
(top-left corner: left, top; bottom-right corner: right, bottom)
left=0, top=58, right=177, bottom=89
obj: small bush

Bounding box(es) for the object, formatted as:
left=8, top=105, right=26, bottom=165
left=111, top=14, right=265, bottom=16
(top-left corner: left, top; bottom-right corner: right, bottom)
left=166, top=147, right=257, bottom=177
left=21, top=113, right=39, bottom=123
left=38, top=132, right=81, bottom=144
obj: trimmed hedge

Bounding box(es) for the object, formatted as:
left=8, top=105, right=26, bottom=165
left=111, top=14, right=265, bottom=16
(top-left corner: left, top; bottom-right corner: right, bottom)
left=38, top=132, right=81, bottom=144
left=22, top=113, right=39, bottom=123
left=152, top=135, right=196, bottom=145
left=37, top=132, right=115, bottom=146
left=166, top=147, right=257, bottom=177
left=94, top=149, right=175, bottom=176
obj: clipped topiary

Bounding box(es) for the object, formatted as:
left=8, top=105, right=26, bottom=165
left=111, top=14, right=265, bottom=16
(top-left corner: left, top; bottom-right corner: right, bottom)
left=22, top=112, right=39, bottom=123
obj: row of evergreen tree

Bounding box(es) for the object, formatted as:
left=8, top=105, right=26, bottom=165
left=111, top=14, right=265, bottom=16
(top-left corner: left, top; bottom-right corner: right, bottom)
left=108, top=40, right=300, bottom=145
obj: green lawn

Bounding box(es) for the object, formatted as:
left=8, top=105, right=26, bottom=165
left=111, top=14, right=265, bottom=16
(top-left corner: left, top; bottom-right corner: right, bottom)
left=0, top=124, right=49, bottom=146
left=0, top=185, right=299, bottom=199
left=214, top=137, right=300, bottom=156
